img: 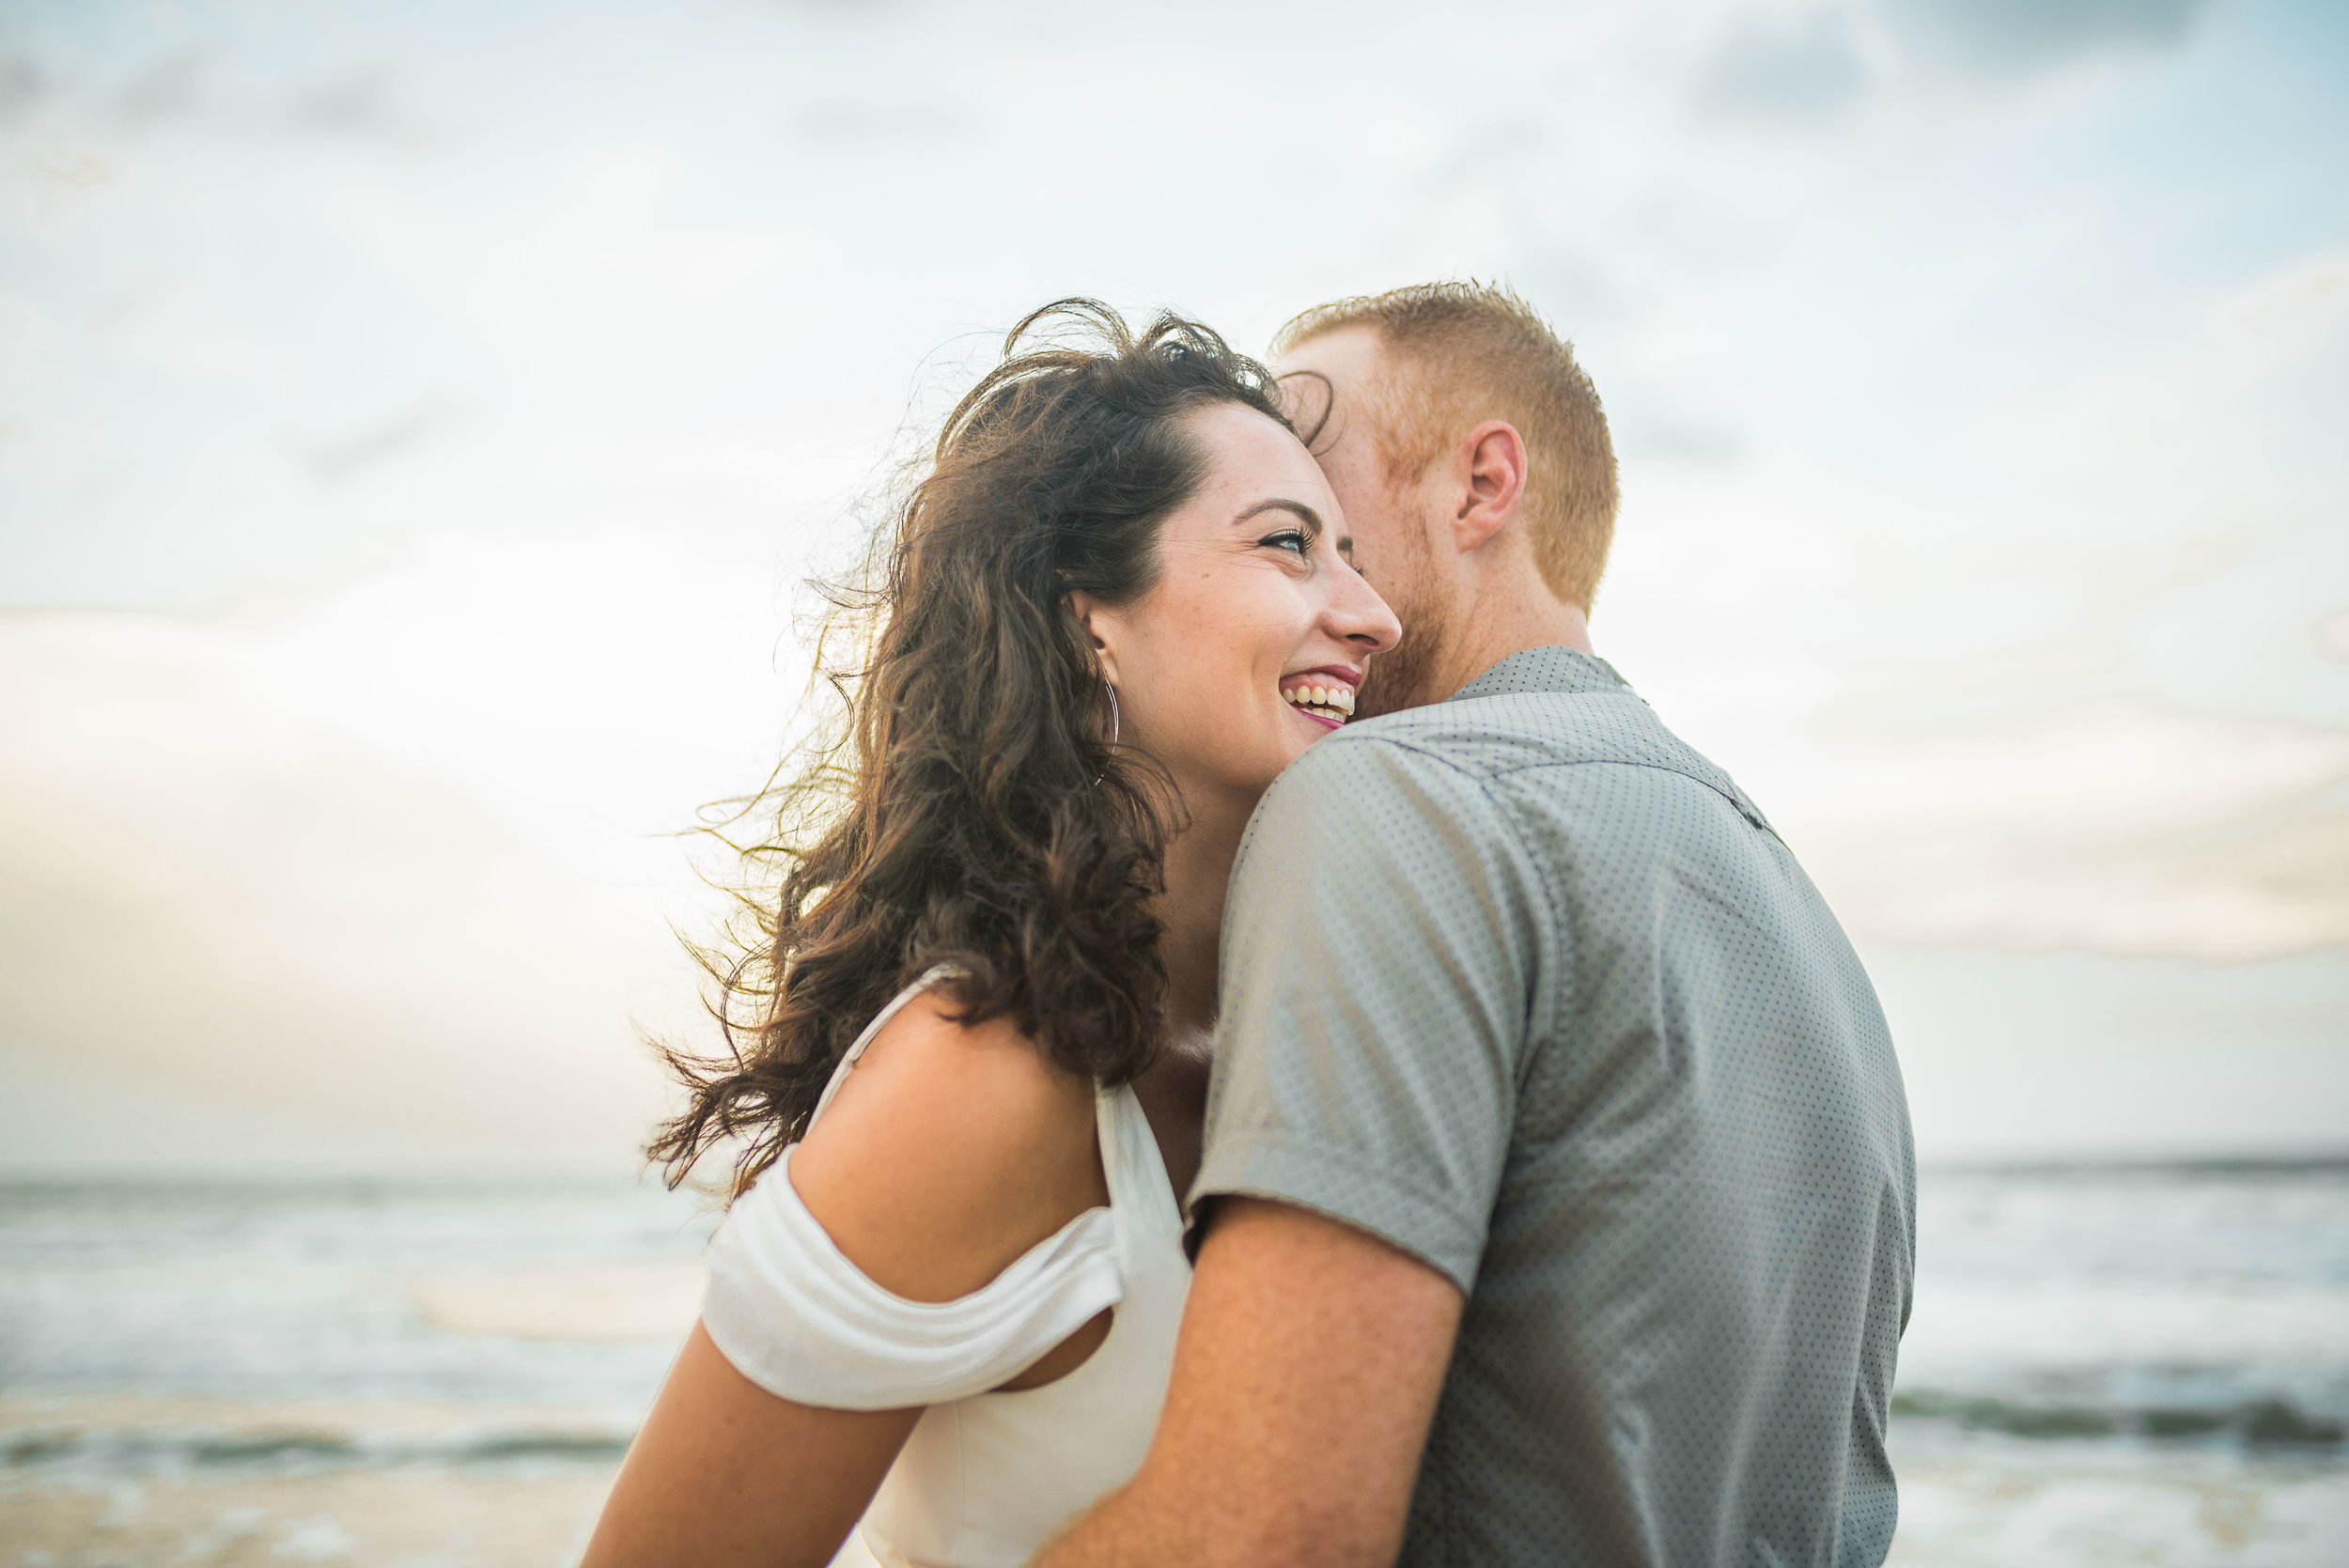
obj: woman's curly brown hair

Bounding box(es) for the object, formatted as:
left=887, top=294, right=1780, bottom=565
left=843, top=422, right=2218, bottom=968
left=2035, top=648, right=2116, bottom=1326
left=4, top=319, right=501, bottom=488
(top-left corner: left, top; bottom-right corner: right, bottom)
left=651, top=299, right=1293, bottom=1197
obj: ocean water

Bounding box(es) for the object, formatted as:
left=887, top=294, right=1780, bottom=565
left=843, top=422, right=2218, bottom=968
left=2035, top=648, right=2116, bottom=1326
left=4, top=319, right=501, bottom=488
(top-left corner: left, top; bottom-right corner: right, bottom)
left=1894, top=1161, right=2349, bottom=1452
left=3, top=1163, right=2346, bottom=1564
left=0, top=1178, right=715, bottom=1451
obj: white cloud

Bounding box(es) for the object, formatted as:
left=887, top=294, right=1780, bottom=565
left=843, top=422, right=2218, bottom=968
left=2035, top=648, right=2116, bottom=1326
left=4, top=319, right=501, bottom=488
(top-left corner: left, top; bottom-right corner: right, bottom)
left=0, top=599, right=767, bottom=1173
left=263, top=527, right=813, bottom=881
left=1983, top=245, right=2349, bottom=504
left=1884, top=0, right=2209, bottom=82
left=1603, top=411, right=2349, bottom=965
left=1783, top=697, right=2349, bottom=961
left=2219, top=251, right=2349, bottom=349
left=353, top=152, right=801, bottom=403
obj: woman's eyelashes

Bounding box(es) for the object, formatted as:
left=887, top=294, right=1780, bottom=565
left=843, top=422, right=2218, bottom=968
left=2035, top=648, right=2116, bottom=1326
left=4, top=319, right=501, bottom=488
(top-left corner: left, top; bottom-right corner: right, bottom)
left=1258, top=529, right=1311, bottom=558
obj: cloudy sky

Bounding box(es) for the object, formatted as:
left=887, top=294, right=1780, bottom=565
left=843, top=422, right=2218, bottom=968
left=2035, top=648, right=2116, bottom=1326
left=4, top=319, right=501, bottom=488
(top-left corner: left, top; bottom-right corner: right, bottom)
left=3, top=0, right=2344, bottom=1173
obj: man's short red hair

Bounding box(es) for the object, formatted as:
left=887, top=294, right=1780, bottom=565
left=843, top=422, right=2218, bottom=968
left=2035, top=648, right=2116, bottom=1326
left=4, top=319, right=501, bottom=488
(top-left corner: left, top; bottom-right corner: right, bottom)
left=1274, top=282, right=1618, bottom=612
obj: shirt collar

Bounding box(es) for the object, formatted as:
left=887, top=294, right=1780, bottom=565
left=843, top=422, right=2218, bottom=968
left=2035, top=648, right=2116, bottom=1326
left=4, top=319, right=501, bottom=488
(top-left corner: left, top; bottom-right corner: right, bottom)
left=1446, top=646, right=1635, bottom=705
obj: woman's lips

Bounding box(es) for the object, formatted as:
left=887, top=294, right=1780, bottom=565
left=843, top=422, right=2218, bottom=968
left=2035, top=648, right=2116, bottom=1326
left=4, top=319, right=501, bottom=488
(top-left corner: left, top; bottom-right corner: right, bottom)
left=1282, top=676, right=1353, bottom=733
left=1280, top=675, right=1357, bottom=724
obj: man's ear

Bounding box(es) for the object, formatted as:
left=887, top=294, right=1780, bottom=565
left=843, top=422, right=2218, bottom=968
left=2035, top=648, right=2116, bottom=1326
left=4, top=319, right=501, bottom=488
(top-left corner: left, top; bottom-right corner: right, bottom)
left=1066, top=590, right=1121, bottom=686
left=1449, top=421, right=1528, bottom=553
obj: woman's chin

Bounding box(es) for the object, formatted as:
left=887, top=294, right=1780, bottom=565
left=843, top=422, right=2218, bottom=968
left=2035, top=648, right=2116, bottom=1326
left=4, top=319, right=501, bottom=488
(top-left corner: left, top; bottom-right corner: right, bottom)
left=1272, top=716, right=1345, bottom=769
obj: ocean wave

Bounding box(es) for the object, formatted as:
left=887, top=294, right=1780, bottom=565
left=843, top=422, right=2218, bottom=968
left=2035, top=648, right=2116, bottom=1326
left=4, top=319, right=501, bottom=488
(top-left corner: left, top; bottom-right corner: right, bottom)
left=1893, top=1389, right=2348, bottom=1448
left=1, top=1421, right=634, bottom=1475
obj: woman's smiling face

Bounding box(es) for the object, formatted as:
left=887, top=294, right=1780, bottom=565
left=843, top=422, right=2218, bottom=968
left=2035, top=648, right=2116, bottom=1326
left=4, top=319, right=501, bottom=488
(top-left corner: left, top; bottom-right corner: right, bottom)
left=1073, top=401, right=1402, bottom=816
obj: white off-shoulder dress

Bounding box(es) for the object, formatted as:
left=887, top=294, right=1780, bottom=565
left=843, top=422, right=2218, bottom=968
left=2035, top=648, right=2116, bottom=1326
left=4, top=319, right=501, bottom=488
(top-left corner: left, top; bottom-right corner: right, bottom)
left=700, top=969, right=1191, bottom=1568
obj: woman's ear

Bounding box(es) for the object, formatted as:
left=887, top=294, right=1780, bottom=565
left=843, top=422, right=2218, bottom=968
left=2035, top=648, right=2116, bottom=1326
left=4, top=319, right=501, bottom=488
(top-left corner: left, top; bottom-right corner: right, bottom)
left=1066, top=590, right=1121, bottom=684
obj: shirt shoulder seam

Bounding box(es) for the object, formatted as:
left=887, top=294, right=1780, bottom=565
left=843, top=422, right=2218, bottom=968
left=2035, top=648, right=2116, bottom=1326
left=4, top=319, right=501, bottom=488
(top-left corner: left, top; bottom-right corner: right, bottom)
left=1336, top=729, right=1763, bottom=826
left=1321, top=732, right=1567, bottom=1098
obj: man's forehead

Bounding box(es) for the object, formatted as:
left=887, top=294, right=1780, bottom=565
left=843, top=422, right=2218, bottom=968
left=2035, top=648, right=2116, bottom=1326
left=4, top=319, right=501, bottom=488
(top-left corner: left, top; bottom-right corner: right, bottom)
left=1277, top=325, right=1393, bottom=455
left=1276, top=324, right=1387, bottom=386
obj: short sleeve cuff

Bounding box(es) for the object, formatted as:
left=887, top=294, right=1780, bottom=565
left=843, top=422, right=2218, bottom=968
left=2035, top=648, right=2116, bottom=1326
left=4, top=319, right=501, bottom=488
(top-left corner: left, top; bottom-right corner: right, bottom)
left=1189, top=1127, right=1486, bottom=1294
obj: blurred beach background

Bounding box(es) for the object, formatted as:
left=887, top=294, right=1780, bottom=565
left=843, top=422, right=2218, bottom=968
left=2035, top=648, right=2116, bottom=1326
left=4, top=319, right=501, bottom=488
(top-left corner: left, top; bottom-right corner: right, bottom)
left=1, top=0, right=2343, bottom=1563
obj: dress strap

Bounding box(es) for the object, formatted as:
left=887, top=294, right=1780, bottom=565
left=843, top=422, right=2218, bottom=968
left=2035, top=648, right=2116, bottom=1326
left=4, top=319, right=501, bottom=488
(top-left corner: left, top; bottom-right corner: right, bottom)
left=806, top=964, right=964, bottom=1127
left=1096, top=1083, right=1186, bottom=1234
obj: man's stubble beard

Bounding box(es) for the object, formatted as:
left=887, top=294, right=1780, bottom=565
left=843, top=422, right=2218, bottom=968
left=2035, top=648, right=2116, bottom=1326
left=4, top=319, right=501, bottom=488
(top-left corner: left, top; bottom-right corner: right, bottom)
left=1352, top=535, right=1458, bottom=721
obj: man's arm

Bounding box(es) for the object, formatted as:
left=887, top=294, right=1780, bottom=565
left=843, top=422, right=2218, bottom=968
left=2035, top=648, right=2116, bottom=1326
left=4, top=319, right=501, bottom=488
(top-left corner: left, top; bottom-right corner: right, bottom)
left=1038, top=737, right=1539, bottom=1567
left=1031, top=1196, right=1463, bottom=1568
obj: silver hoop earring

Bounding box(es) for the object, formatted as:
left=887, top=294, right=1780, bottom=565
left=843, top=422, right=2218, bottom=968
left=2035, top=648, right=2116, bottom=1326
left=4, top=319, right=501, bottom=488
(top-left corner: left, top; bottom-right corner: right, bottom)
left=1094, top=681, right=1119, bottom=788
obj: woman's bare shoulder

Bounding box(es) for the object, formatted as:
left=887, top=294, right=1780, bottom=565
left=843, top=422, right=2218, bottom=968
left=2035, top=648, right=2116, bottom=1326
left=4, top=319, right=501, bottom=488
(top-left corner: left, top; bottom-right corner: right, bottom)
left=785, top=987, right=1108, bottom=1303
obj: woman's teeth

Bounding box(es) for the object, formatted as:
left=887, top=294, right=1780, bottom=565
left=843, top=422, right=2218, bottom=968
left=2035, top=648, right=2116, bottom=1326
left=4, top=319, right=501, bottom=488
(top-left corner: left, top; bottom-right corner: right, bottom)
left=1283, top=683, right=1355, bottom=719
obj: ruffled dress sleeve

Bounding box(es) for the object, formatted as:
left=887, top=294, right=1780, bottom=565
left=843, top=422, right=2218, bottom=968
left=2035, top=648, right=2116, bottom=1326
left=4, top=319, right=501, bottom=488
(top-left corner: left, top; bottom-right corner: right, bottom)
left=702, top=1152, right=1123, bottom=1410
left=697, top=967, right=1126, bottom=1411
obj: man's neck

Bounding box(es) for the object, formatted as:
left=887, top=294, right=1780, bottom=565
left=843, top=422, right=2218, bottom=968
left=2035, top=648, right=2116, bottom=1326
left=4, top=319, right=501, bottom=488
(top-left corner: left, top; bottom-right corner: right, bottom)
left=1432, top=580, right=1594, bottom=702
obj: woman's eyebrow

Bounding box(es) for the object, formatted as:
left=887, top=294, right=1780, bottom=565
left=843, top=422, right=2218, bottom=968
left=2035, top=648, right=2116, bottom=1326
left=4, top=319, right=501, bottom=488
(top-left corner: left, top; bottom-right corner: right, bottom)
left=1232, top=498, right=1324, bottom=536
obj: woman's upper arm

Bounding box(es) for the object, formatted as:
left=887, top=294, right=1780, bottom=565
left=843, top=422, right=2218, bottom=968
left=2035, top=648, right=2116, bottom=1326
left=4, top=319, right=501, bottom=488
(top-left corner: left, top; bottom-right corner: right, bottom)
left=786, top=991, right=1110, bottom=1302
left=580, top=1322, right=921, bottom=1568
left=582, top=995, right=1109, bottom=1567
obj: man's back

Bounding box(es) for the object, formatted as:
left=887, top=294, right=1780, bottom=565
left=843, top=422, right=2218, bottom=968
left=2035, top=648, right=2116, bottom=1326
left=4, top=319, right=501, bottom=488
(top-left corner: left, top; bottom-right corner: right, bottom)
left=1194, top=647, right=1915, bottom=1567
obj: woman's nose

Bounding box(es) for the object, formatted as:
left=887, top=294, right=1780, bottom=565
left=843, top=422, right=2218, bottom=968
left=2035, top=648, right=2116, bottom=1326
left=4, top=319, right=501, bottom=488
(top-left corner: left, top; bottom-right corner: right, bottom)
left=1330, top=567, right=1402, bottom=654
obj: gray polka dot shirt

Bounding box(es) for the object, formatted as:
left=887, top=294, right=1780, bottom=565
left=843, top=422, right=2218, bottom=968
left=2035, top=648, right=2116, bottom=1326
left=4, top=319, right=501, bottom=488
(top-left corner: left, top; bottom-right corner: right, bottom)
left=1194, top=647, right=1915, bottom=1568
